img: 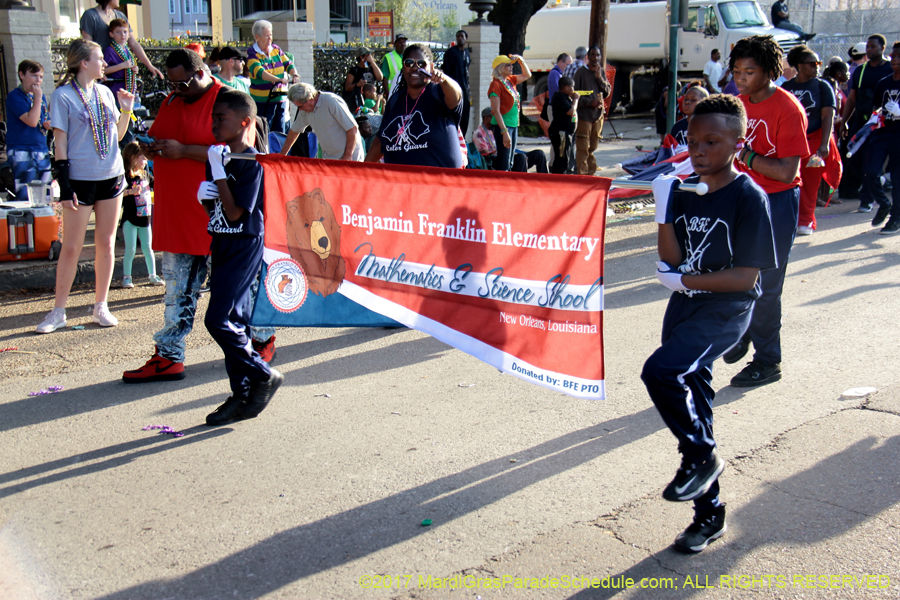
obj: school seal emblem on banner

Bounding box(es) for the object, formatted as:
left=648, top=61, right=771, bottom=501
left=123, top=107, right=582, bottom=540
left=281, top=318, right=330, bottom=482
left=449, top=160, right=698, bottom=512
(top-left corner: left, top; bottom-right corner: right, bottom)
left=264, top=258, right=308, bottom=313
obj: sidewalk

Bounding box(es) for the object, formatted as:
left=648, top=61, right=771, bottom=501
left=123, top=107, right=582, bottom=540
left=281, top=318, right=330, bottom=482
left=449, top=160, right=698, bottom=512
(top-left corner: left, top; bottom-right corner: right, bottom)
left=0, top=213, right=157, bottom=293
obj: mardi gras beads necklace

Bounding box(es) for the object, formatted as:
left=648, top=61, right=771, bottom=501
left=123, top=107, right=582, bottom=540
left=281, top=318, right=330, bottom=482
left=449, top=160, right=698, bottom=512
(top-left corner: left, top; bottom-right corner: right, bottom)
left=18, top=85, right=49, bottom=128
left=501, top=77, right=520, bottom=113
left=71, top=79, right=112, bottom=159
left=110, top=40, right=137, bottom=95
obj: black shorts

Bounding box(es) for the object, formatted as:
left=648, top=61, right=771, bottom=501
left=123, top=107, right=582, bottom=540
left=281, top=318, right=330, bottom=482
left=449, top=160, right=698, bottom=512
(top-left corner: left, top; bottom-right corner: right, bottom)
left=71, top=175, right=126, bottom=206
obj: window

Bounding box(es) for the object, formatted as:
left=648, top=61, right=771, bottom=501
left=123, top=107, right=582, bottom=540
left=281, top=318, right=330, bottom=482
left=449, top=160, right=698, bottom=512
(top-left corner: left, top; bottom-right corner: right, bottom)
left=60, top=0, right=77, bottom=20
left=169, top=0, right=177, bottom=14
left=718, top=1, right=767, bottom=29
left=684, top=7, right=699, bottom=31
left=201, top=0, right=208, bottom=14
left=185, top=0, right=191, bottom=14
left=706, top=9, right=719, bottom=36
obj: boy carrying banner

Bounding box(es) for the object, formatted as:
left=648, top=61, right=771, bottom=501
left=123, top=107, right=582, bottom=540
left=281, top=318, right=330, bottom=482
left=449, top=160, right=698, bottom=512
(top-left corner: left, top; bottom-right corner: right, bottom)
left=201, top=88, right=283, bottom=426
left=642, top=95, right=776, bottom=553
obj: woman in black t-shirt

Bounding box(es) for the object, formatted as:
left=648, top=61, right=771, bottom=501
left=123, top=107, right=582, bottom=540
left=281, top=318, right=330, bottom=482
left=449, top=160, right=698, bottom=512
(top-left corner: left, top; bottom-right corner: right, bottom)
left=782, top=45, right=837, bottom=234
left=344, top=49, right=383, bottom=114
left=365, top=44, right=464, bottom=169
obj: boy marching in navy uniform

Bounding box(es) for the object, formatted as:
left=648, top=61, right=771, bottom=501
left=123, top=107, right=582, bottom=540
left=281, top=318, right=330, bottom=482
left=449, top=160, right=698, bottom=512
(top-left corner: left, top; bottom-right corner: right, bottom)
left=864, top=41, right=900, bottom=234
left=201, top=88, right=283, bottom=426
left=722, top=35, right=809, bottom=387
left=643, top=95, right=777, bottom=553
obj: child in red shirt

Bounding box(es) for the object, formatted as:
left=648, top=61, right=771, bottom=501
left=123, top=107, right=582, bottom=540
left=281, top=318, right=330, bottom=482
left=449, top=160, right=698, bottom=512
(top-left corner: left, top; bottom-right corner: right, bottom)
left=724, top=35, right=810, bottom=387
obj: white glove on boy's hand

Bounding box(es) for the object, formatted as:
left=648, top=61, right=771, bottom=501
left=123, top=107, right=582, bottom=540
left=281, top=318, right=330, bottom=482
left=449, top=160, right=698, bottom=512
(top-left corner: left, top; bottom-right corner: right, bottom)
left=655, top=261, right=688, bottom=292
left=197, top=181, right=220, bottom=204
left=207, top=144, right=231, bottom=181
left=884, top=101, right=900, bottom=118
left=651, top=175, right=680, bottom=224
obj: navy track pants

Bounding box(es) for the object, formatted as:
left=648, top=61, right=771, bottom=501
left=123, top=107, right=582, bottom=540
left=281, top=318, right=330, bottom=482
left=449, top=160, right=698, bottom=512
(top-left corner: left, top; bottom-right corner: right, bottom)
left=205, top=235, right=271, bottom=399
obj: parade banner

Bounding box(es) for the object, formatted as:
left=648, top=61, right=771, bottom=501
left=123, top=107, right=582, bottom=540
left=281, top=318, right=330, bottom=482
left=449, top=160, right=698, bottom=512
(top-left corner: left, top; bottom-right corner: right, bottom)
left=251, top=155, right=610, bottom=400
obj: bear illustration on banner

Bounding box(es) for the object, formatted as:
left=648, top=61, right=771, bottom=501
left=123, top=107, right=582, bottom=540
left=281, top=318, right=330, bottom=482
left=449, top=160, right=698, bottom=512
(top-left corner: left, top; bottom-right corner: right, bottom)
left=285, top=188, right=346, bottom=296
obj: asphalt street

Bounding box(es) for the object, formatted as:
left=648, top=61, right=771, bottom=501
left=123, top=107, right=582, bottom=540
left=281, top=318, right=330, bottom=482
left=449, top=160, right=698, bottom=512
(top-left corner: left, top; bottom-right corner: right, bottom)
left=0, top=125, right=898, bottom=599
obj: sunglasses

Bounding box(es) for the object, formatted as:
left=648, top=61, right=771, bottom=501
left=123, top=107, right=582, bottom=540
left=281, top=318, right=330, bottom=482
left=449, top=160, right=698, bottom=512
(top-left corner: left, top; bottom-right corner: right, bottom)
left=165, top=72, right=198, bottom=90
left=403, top=59, right=428, bottom=69
left=804, top=61, right=823, bottom=66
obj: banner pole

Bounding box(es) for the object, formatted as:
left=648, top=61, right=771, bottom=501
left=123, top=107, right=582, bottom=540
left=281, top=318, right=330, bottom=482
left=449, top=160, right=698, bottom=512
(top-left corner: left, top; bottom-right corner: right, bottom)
left=230, top=155, right=706, bottom=194
left=610, top=179, right=708, bottom=195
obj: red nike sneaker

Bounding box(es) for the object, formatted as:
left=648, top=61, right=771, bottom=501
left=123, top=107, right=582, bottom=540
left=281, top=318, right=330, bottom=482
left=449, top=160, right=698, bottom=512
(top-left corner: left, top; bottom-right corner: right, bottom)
left=252, top=335, right=277, bottom=364
left=122, top=347, right=185, bottom=383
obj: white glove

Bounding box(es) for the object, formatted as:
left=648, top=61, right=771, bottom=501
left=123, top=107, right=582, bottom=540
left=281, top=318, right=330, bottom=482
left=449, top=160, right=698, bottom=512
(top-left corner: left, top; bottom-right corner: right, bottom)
left=884, top=101, right=900, bottom=118
left=651, top=175, right=680, bottom=224
left=656, top=261, right=688, bottom=292
left=207, top=144, right=231, bottom=181
left=197, top=181, right=220, bottom=204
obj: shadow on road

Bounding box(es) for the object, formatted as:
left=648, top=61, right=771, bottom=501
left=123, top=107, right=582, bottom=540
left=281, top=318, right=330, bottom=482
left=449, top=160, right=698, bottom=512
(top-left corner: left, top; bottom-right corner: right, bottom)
left=565, top=435, right=900, bottom=599
left=0, top=328, right=413, bottom=432
left=67, top=389, right=754, bottom=600
left=0, top=426, right=232, bottom=499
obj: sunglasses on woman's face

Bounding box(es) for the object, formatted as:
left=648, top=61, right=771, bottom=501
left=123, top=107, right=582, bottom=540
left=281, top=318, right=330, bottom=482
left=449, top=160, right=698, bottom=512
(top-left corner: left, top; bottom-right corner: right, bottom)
left=805, top=61, right=822, bottom=66
left=403, top=59, right=428, bottom=69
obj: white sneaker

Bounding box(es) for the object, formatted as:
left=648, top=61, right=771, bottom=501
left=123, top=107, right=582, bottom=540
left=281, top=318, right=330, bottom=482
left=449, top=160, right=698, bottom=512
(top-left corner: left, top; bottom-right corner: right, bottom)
left=148, top=274, right=165, bottom=287
left=122, top=275, right=134, bottom=289
left=92, top=302, right=118, bottom=327
left=36, top=308, right=67, bottom=334
left=797, top=225, right=814, bottom=236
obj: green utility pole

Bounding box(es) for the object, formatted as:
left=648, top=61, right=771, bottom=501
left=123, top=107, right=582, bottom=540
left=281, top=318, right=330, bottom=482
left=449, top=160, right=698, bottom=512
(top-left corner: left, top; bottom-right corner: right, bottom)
left=666, top=0, right=683, bottom=133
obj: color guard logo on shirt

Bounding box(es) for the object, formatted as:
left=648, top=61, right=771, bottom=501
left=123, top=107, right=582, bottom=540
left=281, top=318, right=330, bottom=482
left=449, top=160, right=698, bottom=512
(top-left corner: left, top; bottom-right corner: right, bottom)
left=264, top=258, right=308, bottom=313
left=789, top=89, right=816, bottom=112
left=746, top=118, right=777, bottom=156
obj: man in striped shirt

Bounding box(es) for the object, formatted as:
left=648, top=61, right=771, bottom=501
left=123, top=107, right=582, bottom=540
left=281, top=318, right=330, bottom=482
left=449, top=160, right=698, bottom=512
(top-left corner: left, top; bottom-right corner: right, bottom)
left=246, top=19, right=300, bottom=134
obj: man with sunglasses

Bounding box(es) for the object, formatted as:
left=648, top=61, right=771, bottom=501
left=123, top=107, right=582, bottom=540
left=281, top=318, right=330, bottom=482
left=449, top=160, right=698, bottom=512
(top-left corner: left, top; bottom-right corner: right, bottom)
left=124, top=48, right=276, bottom=382
left=214, top=46, right=250, bottom=94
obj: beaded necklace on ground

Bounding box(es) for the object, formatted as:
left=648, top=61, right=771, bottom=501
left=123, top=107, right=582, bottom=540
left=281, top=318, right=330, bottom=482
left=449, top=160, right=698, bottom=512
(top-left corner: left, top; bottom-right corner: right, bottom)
left=109, top=40, right=137, bottom=95
left=71, top=78, right=113, bottom=160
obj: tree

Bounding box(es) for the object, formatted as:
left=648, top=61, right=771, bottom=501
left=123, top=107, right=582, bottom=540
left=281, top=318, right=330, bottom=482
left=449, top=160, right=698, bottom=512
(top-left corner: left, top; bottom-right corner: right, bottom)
left=375, top=0, right=457, bottom=43
left=488, top=0, right=548, bottom=56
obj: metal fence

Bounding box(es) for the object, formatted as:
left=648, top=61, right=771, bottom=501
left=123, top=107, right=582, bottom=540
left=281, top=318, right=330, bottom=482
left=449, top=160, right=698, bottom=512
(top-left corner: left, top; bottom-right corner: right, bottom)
left=51, top=44, right=174, bottom=117
left=313, top=45, right=445, bottom=97
left=50, top=43, right=446, bottom=117
left=765, top=4, right=900, bottom=63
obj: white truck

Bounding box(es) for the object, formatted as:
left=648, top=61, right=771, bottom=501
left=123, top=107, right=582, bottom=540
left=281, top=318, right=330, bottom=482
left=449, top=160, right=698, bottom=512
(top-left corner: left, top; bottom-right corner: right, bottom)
left=523, top=0, right=801, bottom=109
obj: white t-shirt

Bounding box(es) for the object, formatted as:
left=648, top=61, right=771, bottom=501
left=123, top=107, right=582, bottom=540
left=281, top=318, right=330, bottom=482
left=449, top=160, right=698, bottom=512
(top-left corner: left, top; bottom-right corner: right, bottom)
left=703, top=60, right=723, bottom=93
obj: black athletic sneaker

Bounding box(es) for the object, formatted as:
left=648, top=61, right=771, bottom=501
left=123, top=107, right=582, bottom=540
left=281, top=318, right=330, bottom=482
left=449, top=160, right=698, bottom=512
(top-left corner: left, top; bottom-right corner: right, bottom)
left=880, top=220, right=900, bottom=235
left=722, top=334, right=750, bottom=365
left=206, top=396, right=249, bottom=426
left=662, top=451, right=725, bottom=502
left=871, top=204, right=891, bottom=227
left=241, top=368, right=284, bottom=419
left=674, top=504, right=727, bottom=553
left=731, top=360, right=782, bottom=387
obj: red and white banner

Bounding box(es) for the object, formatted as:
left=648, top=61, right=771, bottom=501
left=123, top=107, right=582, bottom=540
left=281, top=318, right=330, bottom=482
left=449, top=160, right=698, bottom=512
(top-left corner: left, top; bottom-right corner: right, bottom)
left=255, top=155, right=609, bottom=400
